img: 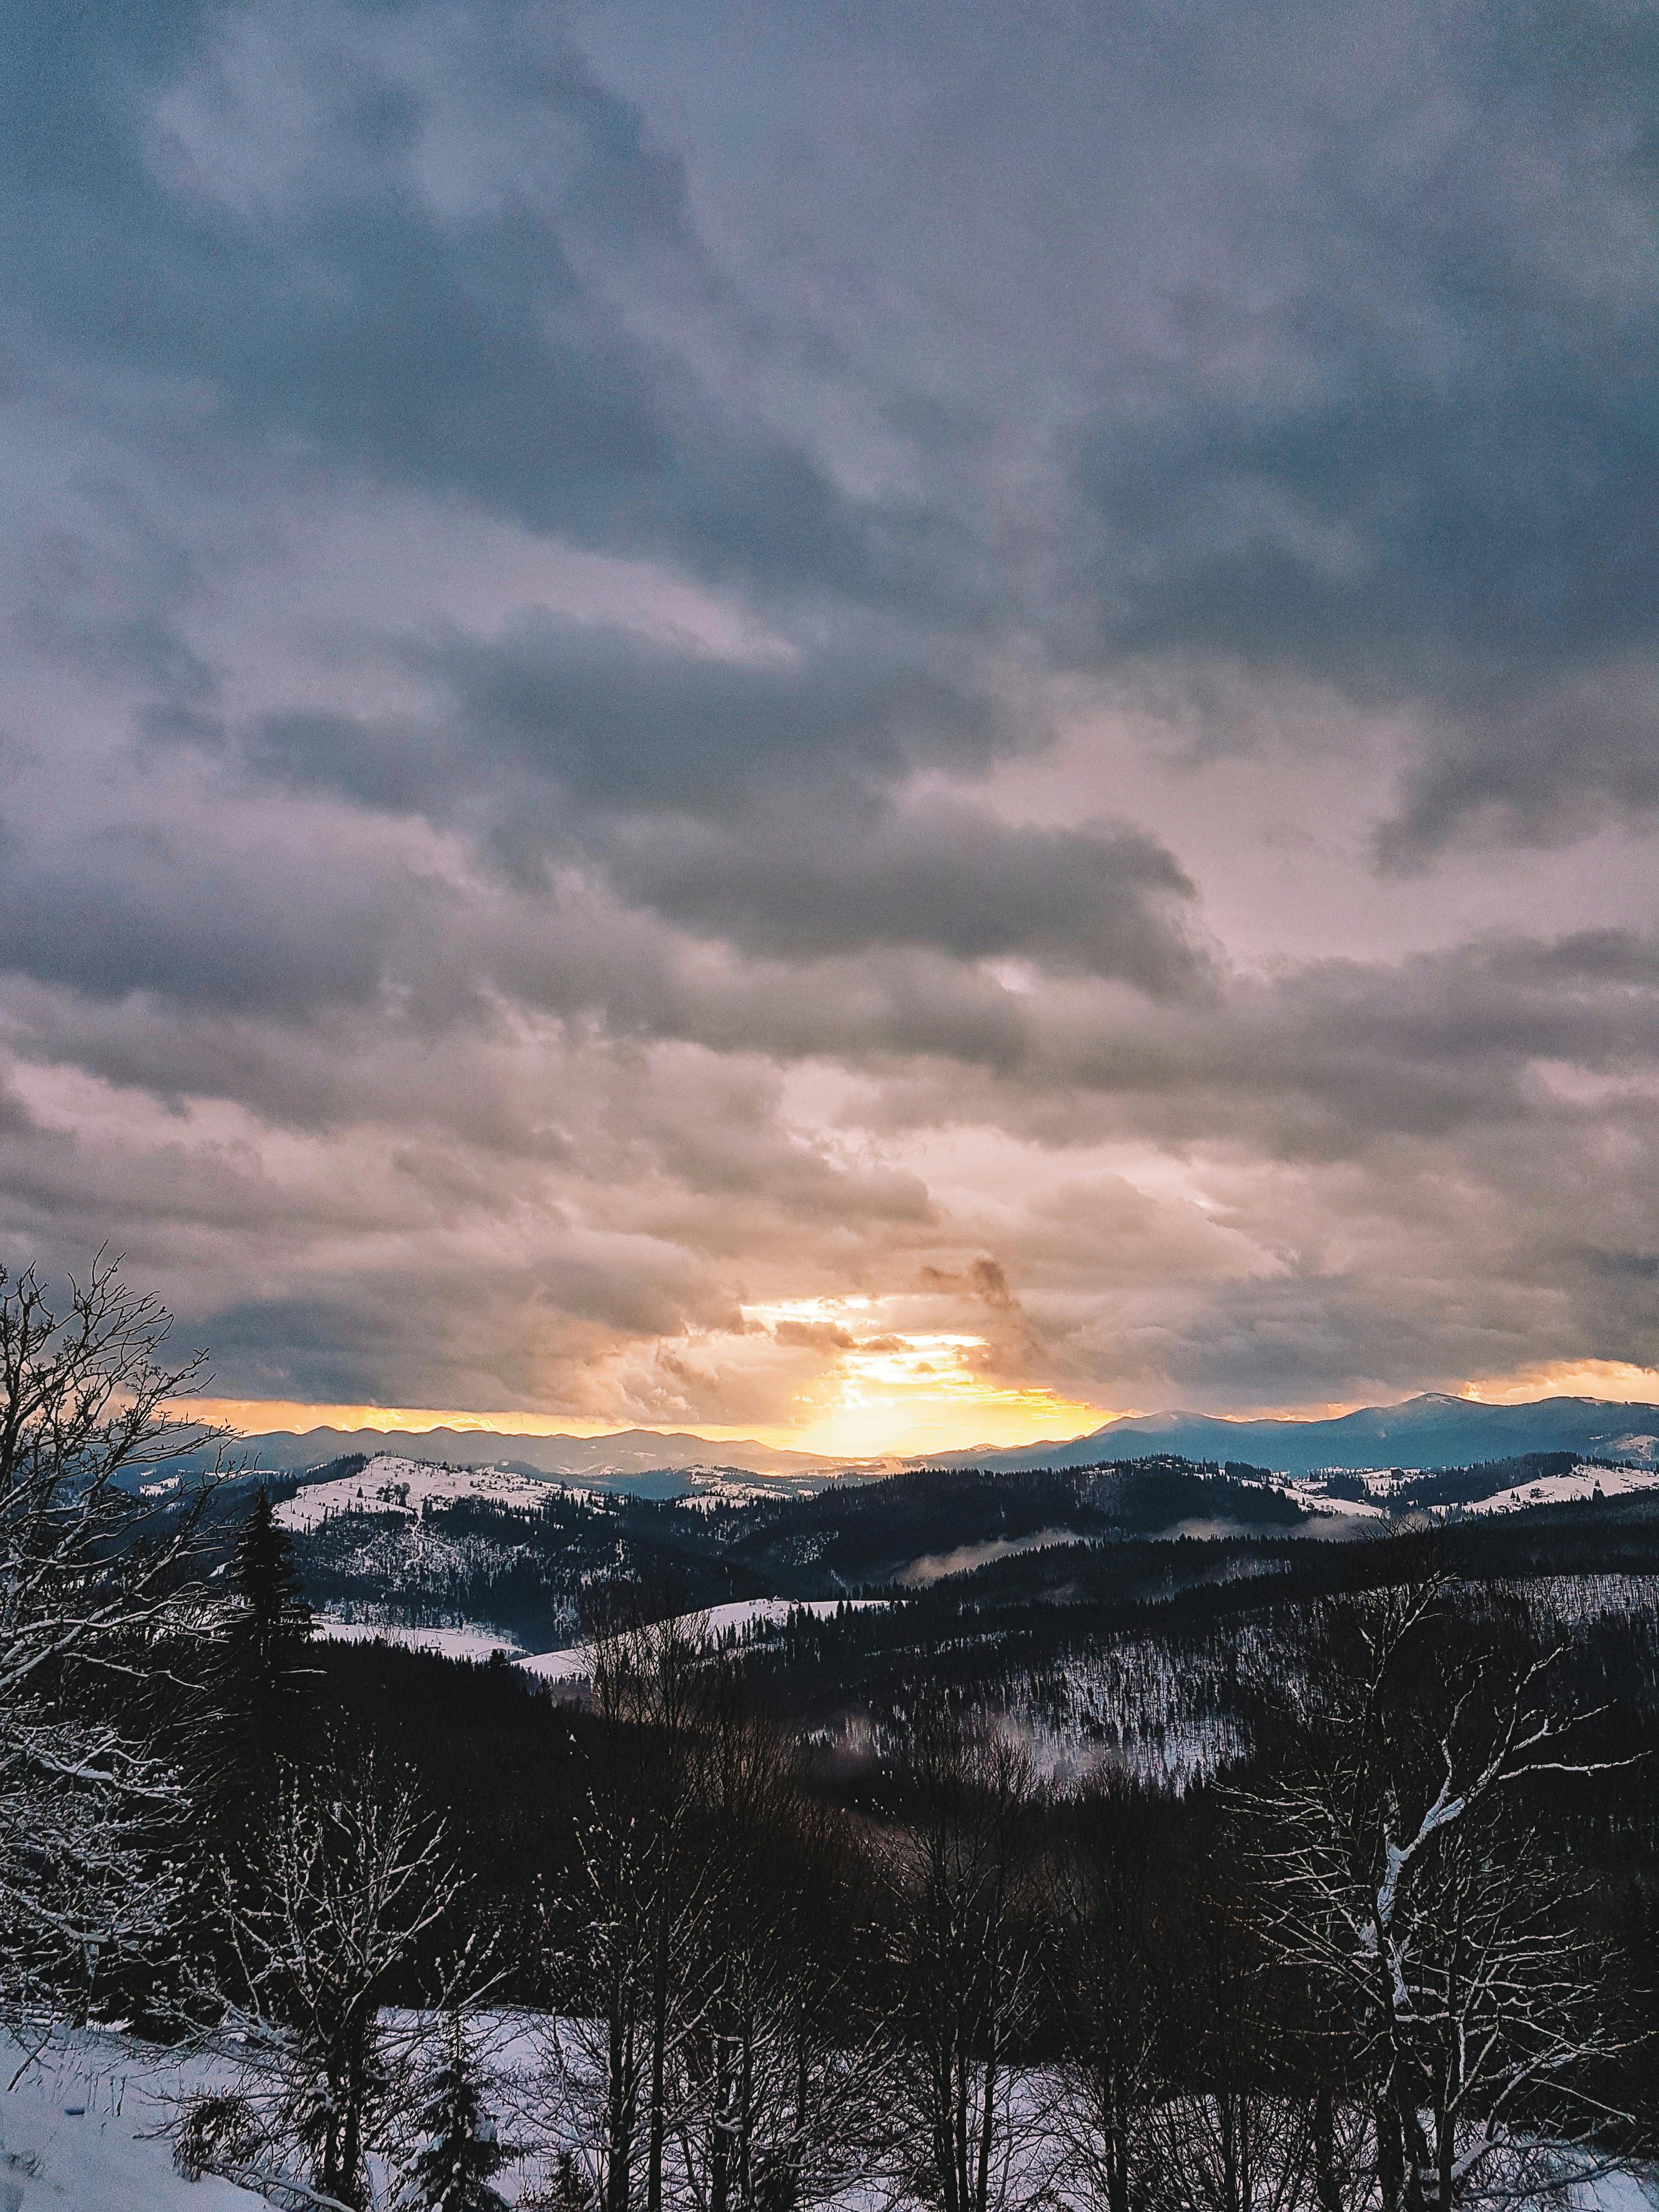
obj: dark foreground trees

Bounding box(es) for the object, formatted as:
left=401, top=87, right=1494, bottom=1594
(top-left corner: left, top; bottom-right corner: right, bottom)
left=882, top=1714, right=1042, bottom=2212
left=2, top=1257, right=1645, bottom=2212
left=200, top=1482, right=318, bottom=1816
left=548, top=1602, right=883, bottom=2212
left=529, top=1582, right=1644, bottom=2212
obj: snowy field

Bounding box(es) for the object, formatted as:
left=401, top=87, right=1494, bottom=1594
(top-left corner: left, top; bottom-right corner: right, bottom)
left=312, top=1616, right=526, bottom=1662
left=0, top=2031, right=262, bottom=2210
left=3, top=2021, right=1656, bottom=2212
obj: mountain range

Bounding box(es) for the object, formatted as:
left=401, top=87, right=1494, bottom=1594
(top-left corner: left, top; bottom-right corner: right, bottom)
left=194, top=1424, right=848, bottom=1481
left=184, top=1391, right=1659, bottom=1486
left=921, top=1392, right=1659, bottom=1476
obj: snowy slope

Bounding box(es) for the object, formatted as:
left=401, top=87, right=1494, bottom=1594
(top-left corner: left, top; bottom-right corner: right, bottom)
left=275, top=1453, right=563, bottom=1533
left=1460, top=1462, right=1659, bottom=1515
left=517, top=1598, right=885, bottom=1685
left=312, top=1616, right=526, bottom=1661
left=1294, top=1462, right=1659, bottom=1519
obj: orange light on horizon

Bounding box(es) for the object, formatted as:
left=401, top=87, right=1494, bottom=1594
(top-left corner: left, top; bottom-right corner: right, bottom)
left=177, top=1398, right=640, bottom=1442
left=173, top=1335, right=1659, bottom=1466
left=740, top=1296, right=1114, bottom=1457
left=176, top=1380, right=1116, bottom=1462
left=1458, top=1358, right=1659, bottom=1406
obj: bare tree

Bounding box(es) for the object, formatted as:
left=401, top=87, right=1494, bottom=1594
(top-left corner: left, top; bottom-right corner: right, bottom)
left=1139, top=1855, right=1318, bottom=2212
left=215, top=1757, right=465, bottom=2209
left=1048, top=1784, right=1167, bottom=2212
left=546, top=1600, right=716, bottom=2212
left=1245, top=1579, right=1628, bottom=2212
left=881, top=1713, right=1046, bottom=2212
left=0, top=1254, right=225, bottom=2036
left=674, top=1681, right=886, bottom=2212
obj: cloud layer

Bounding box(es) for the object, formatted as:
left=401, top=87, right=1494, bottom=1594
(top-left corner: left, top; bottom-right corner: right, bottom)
left=3, top=0, right=1657, bottom=1437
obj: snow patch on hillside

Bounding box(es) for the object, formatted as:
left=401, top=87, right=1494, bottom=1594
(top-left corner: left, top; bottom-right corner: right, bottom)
left=1461, top=1463, right=1659, bottom=1515
left=517, top=1598, right=885, bottom=1685
left=313, top=1616, right=526, bottom=1662
left=276, top=1454, right=565, bottom=1532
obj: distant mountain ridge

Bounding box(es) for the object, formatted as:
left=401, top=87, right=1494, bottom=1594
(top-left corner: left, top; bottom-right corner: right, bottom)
left=196, top=1424, right=855, bottom=1481
left=918, top=1392, right=1659, bottom=1477
left=171, top=1392, right=1659, bottom=1489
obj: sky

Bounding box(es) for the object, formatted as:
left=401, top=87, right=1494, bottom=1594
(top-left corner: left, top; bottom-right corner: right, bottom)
left=3, top=0, right=1658, bottom=1457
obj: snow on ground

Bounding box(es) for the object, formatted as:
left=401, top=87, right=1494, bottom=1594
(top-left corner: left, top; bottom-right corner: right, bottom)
left=517, top=1598, right=884, bottom=1685
left=1579, top=2170, right=1659, bottom=2212
left=2, top=2020, right=1654, bottom=2212
left=274, top=1454, right=563, bottom=1533
left=0, top=2031, right=263, bottom=2211
left=1288, top=1464, right=1659, bottom=1521
left=1462, top=1463, right=1659, bottom=1516
left=1297, top=1491, right=1390, bottom=1521
left=313, top=1616, right=525, bottom=1661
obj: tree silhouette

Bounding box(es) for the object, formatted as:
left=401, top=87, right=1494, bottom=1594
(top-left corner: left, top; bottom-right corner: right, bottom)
left=202, top=1486, right=318, bottom=1827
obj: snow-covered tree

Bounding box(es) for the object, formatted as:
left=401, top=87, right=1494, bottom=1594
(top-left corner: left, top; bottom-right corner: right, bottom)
left=0, top=1255, right=223, bottom=2035
left=1246, top=1579, right=1628, bottom=2212
left=218, top=1758, right=462, bottom=2209
left=401, top=2011, right=510, bottom=2212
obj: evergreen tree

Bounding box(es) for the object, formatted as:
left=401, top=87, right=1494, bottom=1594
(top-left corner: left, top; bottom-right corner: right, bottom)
left=201, top=1487, right=318, bottom=1826
left=403, top=2013, right=510, bottom=2212
left=229, top=1485, right=313, bottom=1660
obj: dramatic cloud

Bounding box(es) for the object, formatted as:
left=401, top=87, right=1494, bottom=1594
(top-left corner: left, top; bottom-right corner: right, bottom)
left=3, top=0, right=1657, bottom=1442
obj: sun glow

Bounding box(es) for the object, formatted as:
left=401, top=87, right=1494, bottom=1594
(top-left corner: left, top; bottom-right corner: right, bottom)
left=179, top=1296, right=1115, bottom=1462
left=741, top=1295, right=1110, bottom=1458
left=1459, top=1358, right=1659, bottom=1406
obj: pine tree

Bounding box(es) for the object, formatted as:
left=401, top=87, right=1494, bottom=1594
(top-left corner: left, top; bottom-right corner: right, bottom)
left=229, top=1485, right=313, bottom=1664
left=403, top=2013, right=510, bottom=2212
left=544, top=2152, right=597, bottom=2212
left=201, top=1486, right=318, bottom=1827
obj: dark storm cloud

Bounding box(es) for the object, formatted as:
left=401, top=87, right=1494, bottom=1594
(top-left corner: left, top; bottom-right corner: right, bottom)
left=1064, top=0, right=1659, bottom=850
left=5, top=0, right=1659, bottom=1421
left=602, top=798, right=1205, bottom=991
left=251, top=619, right=1002, bottom=817
left=1, top=0, right=975, bottom=621
left=1012, top=929, right=1659, bottom=1162
left=238, top=617, right=1205, bottom=989
left=0, top=805, right=451, bottom=1020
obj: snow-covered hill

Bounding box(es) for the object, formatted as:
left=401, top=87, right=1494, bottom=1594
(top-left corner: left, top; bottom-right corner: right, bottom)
left=274, top=1454, right=563, bottom=1533
left=1295, top=1461, right=1659, bottom=1518
left=516, top=1598, right=885, bottom=1688
left=312, top=1615, right=527, bottom=1661
left=1459, top=1463, right=1659, bottom=1514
